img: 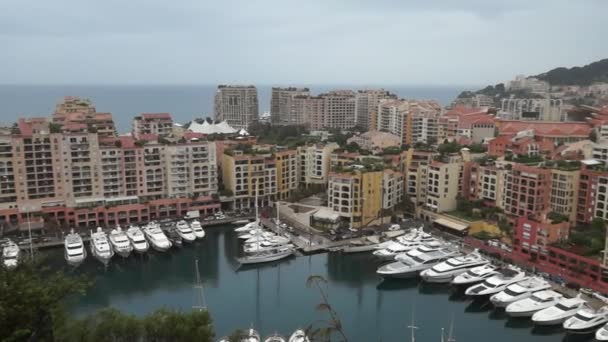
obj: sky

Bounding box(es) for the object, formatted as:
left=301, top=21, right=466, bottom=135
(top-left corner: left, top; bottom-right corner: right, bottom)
left=0, top=0, right=607, bottom=86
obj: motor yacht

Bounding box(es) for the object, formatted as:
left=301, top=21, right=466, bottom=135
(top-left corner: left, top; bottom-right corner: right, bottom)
left=532, top=295, right=588, bottom=325
left=90, top=227, right=114, bottom=265
left=464, top=267, right=527, bottom=296
left=596, top=322, right=608, bottom=340
left=505, top=289, right=563, bottom=317
left=109, top=226, right=133, bottom=258
left=235, top=220, right=260, bottom=233
left=237, top=246, right=295, bottom=265
left=420, top=249, right=489, bottom=283
left=490, top=277, right=551, bottom=307
left=64, top=229, right=86, bottom=266
left=143, top=223, right=172, bottom=252
left=239, top=229, right=275, bottom=240
left=373, top=239, right=442, bottom=260
left=376, top=245, right=460, bottom=279
left=190, top=220, right=206, bottom=239
left=451, top=263, right=499, bottom=286
left=245, top=235, right=290, bottom=245
left=264, top=333, right=286, bottom=342
left=244, top=241, right=294, bottom=254
left=563, top=306, right=608, bottom=334
left=288, top=330, right=310, bottom=342
left=375, top=227, right=433, bottom=249
left=126, top=225, right=149, bottom=253
left=242, top=327, right=261, bottom=342
left=164, top=227, right=183, bottom=248
left=175, top=220, right=196, bottom=243
left=341, top=236, right=381, bottom=253
left=1, top=239, right=20, bottom=269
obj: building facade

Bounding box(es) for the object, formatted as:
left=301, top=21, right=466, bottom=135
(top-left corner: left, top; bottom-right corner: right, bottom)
left=270, top=87, right=311, bottom=125
left=214, top=85, right=259, bottom=130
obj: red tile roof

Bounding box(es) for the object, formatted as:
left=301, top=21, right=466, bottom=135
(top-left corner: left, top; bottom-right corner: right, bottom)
left=497, top=121, right=592, bottom=137
left=138, top=133, right=159, bottom=141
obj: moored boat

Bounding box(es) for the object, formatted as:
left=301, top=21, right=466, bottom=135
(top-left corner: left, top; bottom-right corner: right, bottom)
left=505, top=289, right=563, bottom=317
left=420, top=249, right=489, bottom=283
left=490, top=276, right=551, bottom=308
left=288, top=329, right=310, bottom=342
left=190, top=220, right=206, bottom=239
left=109, top=226, right=133, bottom=258
left=532, top=295, right=587, bottom=326
left=90, top=227, right=114, bottom=265
left=64, top=229, right=86, bottom=266
left=1, top=239, right=20, bottom=269
left=143, top=223, right=172, bottom=252
left=237, top=246, right=295, bottom=265
left=563, top=306, right=608, bottom=334
left=126, top=225, right=149, bottom=253
left=175, top=220, right=196, bottom=242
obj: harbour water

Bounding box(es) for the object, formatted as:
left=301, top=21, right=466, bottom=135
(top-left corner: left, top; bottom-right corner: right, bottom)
left=47, top=225, right=593, bottom=341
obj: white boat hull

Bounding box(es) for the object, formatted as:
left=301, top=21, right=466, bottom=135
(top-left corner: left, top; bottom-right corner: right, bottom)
left=114, top=248, right=132, bottom=258
left=238, top=250, right=294, bottom=265
left=151, top=242, right=172, bottom=252
left=533, top=316, right=569, bottom=326
left=342, top=244, right=379, bottom=253
left=421, top=273, right=454, bottom=283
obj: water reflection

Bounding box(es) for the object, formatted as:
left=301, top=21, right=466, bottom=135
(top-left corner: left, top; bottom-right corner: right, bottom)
left=376, top=278, right=418, bottom=291
left=465, top=299, right=493, bottom=313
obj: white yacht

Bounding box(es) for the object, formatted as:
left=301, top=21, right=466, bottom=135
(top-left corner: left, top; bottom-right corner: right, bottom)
left=375, top=227, right=433, bottom=249
left=341, top=236, right=381, bottom=253
left=532, top=295, right=588, bottom=325
left=452, top=263, right=499, bottom=286
left=596, top=322, right=608, bottom=341
left=1, top=239, right=20, bottom=269
left=420, top=250, right=489, bottom=283
left=264, top=333, right=286, bottom=342
left=490, top=277, right=551, bottom=307
left=505, top=289, right=564, bottom=317
left=64, top=229, right=86, bottom=266
left=126, top=225, right=149, bottom=253
left=373, top=239, right=442, bottom=260
left=190, top=220, right=206, bottom=239
left=376, top=245, right=460, bottom=279
left=109, top=226, right=133, bottom=258
left=90, top=227, right=114, bottom=265
left=464, top=267, right=527, bottom=296
left=242, top=327, right=261, bottom=342
left=244, top=241, right=294, bottom=254
left=235, top=220, right=260, bottom=233
left=237, top=246, right=295, bottom=265
left=563, top=306, right=608, bottom=334
left=288, top=330, right=310, bottom=342
left=175, top=220, right=196, bottom=243
left=143, top=223, right=172, bottom=252
left=239, top=229, right=275, bottom=240
left=245, top=235, right=290, bottom=245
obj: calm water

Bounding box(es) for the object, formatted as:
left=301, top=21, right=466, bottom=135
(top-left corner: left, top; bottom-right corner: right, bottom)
left=0, top=84, right=466, bottom=133
left=45, top=225, right=593, bottom=342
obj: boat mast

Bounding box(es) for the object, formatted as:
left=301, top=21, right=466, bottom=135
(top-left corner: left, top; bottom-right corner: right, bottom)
left=408, top=310, right=418, bottom=342
left=193, top=259, right=207, bottom=311
left=254, top=179, right=259, bottom=221
left=446, top=315, right=455, bottom=342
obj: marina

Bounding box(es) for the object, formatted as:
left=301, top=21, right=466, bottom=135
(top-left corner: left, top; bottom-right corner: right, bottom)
left=34, top=224, right=600, bottom=341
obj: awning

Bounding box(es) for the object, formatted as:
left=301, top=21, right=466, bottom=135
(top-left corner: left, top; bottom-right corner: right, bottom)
left=434, top=218, right=469, bottom=232
left=313, top=208, right=341, bottom=222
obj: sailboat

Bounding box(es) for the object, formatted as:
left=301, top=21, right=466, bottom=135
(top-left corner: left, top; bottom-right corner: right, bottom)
left=440, top=316, right=456, bottom=342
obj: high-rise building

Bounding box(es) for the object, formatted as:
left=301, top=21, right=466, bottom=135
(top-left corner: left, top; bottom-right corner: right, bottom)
left=355, top=89, right=397, bottom=131
left=270, top=87, right=310, bottom=125
left=275, top=149, right=298, bottom=200
left=327, top=170, right=383, bottom=228
left=296, top=143, right=339, bottom=186
left=503, top=164, right=551, bottom=218
left=214, top=85, right=259, bottom=130
left=320, top=90, right=356, bottom=129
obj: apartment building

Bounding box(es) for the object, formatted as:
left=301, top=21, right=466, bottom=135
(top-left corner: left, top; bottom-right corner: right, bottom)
left=0, top=116, right=220, bottom=230
left=52, top=97, right=116, bottom=137
left=346, top=131, right=401, bottom=154
left=549, top=169, right=580, bottom=224
left=327, top=170, right=383, bottom=228
left=293, top=95, right=325, bottom=129
left=377, top=100, right=412, bottom=146
left=222, top=147, right=277, bottom=210
left=465, top=162, right=506, bottom=208
left=382, top=170, right=404, bottom=209
left=270, top=87, right=311, bottom=125
left=354, top=89, right=397, bottom=131
left=132, top=113, right=174, bottom=139
left=296, top=143, right=339, bottom=186
left=404, top=149, right=435, bottom=206
left=500, top=98, right=563, bottom=121
left=214, top=85, right=259, bottom=130
left=321, top=90, right=356, bottom=129
left=577, top=162, right=608, bottom=223
left=377, top=99, right=442, bottom=145
left=422, top=160, right=463, bottom=213
left=275, top=149, right=298, bottom=200
left=503, top=164, right=551, bottom=218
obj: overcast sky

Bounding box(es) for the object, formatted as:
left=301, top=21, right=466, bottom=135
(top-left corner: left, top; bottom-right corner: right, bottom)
left=1, top=0, right=606, bottom=86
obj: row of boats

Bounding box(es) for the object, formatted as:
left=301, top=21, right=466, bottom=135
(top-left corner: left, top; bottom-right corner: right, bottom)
left=365, top=228, right=608, bottom=339
left=219, top=328, right=309, bottom=342
left=234, top=221, right=296, bottom=265
left=65, top=220, right=207, bottom=266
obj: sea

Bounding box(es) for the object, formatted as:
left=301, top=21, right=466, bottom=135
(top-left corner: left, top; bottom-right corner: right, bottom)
left=44, top=225, right=592, bottom=342
left=0, top=84, right=470, bottom=133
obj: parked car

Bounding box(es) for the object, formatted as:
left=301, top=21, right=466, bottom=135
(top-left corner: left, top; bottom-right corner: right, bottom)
left=388, top=224, right=401, bottom=231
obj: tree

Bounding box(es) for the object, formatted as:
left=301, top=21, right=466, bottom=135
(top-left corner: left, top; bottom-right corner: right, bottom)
left=0, top=258, right=90, bottom=341
left=305, top=275, right=348, bottom=342
left=56, top=308, right=214, bottom=342
left=344, top=142, right=360, bottom=153
left=438, top=142, right=461, bottom=155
